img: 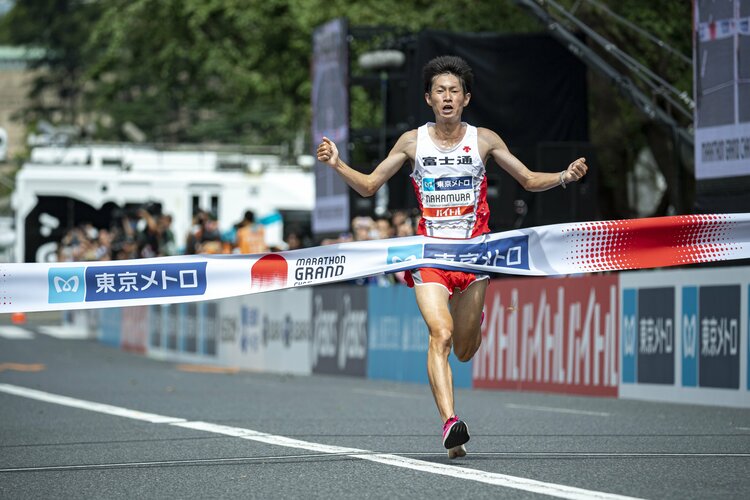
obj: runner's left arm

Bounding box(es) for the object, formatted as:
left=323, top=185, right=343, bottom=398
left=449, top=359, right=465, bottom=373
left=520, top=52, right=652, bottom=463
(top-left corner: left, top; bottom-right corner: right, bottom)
left=481, top=128, right=588, bottom=192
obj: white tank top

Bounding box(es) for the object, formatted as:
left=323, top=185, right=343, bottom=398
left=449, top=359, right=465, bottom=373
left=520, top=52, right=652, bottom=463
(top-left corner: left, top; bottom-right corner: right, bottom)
left=411, top=122, right=489, bottom=239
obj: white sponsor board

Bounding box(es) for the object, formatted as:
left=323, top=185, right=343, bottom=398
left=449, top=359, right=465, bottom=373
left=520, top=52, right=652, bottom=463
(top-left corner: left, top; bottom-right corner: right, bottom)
left=620, top=266, right=750, bottom=408
left=220, top=289, right=312, bottom=375
left=695, top=123, right=750, bottom=179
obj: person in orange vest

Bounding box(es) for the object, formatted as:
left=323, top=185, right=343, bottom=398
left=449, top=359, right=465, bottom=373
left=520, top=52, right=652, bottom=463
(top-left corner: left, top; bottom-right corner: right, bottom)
left=235, top=210, right=268, bottom=254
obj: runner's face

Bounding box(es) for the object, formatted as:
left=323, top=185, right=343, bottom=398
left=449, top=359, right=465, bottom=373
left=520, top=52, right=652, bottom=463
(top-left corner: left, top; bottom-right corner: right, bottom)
left=425, top=73, right=470, bottom=121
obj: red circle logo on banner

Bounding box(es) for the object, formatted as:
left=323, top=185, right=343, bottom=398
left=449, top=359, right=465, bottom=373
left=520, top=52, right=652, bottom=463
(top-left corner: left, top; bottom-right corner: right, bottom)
left=250, top=254, right=288, bottom=290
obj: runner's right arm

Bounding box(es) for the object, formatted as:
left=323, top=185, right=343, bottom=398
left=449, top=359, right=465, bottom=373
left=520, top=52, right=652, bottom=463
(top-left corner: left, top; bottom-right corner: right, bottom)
left=316, top=131, right=415, bottom=197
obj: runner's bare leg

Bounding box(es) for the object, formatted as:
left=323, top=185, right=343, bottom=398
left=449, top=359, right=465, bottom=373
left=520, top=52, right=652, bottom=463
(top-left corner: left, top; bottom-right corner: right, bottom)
left=450, top=279, right=488, bottom=361
left=415, top=283, right=455, bottom=423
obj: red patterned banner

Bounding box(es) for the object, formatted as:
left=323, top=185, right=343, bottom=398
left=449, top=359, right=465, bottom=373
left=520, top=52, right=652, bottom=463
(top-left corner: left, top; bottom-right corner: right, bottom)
left=556, top=214, right=747, bottom=272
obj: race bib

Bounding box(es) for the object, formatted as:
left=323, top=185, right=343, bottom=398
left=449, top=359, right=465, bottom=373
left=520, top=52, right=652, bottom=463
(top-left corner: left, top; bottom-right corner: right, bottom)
left=421, top=176, right=475, bottom=218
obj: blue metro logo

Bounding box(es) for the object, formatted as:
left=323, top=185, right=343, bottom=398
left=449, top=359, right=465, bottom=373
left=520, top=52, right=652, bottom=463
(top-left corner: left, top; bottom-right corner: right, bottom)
left=48, top=267, right=86, bottom=304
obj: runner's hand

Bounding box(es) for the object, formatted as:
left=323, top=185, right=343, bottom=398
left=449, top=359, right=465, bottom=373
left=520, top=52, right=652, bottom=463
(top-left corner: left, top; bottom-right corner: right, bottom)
left=563, top=157, right=588, bottom=184
left=316, top=137, right=339, bottom=167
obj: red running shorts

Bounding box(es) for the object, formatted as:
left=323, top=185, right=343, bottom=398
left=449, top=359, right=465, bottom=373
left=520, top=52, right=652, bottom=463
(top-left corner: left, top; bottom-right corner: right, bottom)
left=404, top=267, right=489, bottom=297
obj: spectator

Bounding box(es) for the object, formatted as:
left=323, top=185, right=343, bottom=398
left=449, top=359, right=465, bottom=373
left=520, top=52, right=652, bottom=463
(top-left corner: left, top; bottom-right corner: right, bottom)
left=396, top=219, right=415, bottom=237
left=374, top=216, right=395, bottom=239
left=284, top=229, right=303, bottom=251
left=57, top=226, right=85, bottom=262
left=352, top=216, right=375, bottom=241
left=185, top=211, right=204, bottom=255
left=157, top=214, right=176, bottom=256
left=94, top=228, right=112, bottom=260
left=235, top=210, right=268, bottom=254
left=111, top=214, right=139, bottom=260
left=136, top=208, right=160, bottom=258
left=199, top=214, right=223, bottom=254
left=391, top=209, right=409, bottom=228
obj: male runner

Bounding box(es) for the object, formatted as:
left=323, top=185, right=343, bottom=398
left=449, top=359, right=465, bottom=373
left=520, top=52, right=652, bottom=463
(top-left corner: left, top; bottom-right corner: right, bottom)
left=317, top=55, right=588, bottom=458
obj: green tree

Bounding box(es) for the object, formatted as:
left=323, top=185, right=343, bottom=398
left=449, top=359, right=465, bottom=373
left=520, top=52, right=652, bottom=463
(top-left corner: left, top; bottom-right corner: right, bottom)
left=84, top=0, right=536, bottom=145
left=0, top=0, right=103, bottom=125
left=4, top=0, right=695, bottom=216
left=86, top=0, right=305, bottom=143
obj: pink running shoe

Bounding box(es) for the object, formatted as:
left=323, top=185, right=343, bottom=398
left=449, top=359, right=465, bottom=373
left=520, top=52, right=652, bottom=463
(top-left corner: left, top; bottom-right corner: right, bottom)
left=442, top=415, right=470, bottom=458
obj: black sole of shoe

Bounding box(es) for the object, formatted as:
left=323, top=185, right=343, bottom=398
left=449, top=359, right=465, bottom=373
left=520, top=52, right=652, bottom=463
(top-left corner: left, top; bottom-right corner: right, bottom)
left=443, top=421, right=470, bottom=449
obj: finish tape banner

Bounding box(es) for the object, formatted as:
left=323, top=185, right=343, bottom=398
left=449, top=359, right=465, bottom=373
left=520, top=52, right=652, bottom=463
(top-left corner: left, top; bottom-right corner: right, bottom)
left=2, top=214, right=749, bottom=313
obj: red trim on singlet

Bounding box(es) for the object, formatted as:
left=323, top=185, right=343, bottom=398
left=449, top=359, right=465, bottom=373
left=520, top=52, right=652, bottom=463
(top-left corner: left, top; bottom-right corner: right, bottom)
left=472, top=175, right=490, bottom=237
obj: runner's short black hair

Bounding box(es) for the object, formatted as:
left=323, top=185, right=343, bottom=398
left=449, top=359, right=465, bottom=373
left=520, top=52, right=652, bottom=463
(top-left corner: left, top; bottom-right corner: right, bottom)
left=423, top=55, right=473, bottom=94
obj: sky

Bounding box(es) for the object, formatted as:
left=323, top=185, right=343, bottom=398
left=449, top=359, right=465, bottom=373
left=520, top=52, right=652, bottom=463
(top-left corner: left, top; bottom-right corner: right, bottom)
left=0, top=1, right=14, bottom=17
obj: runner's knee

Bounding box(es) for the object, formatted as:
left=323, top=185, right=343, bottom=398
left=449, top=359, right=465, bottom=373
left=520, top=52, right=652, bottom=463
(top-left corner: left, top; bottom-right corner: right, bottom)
left=428, top=326, right=453, bottom=354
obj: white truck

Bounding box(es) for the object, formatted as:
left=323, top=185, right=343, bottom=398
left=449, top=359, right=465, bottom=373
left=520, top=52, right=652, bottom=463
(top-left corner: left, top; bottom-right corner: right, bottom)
left=12, top=144, right=314, bottom=262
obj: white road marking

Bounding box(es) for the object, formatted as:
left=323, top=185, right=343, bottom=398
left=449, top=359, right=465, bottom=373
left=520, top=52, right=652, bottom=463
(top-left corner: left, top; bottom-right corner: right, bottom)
left=506, top=403, right=611, bottom=417
left=0, top=384, right=185, bottom=424
left=37, top=326, right=89, bottom=339
left=736, top=427, right=750, bottom=432
left=0, top=383, right=641, bottom=500
left=0, top=326, right=34, bottom=340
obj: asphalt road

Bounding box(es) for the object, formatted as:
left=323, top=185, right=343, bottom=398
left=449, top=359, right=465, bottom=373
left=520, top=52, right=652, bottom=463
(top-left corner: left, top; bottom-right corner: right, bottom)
left=1, top=321, right=749, bottom=499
